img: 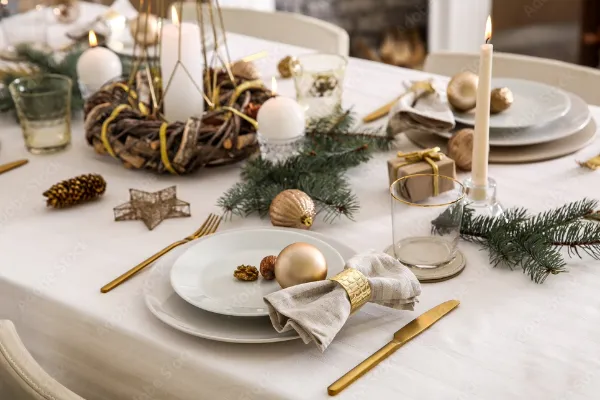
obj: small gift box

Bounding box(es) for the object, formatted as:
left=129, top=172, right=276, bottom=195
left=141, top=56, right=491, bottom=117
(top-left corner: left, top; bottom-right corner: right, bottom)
left=387, top=147, right=456, bottom=203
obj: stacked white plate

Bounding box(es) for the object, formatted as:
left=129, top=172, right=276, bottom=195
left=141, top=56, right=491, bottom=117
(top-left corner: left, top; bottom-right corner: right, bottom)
left=407, top=78, right=597, bottom=163
left=143, top=228, right=354, bottom=343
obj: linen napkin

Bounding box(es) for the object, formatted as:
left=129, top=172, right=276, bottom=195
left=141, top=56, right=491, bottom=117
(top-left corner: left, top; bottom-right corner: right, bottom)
left=387, top=81, right=455, bottom=136
left=263, top=251, right=421, bottom=352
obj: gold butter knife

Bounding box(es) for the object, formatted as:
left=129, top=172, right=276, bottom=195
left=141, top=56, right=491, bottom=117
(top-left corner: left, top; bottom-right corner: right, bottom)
left=0, top=159, right=28, bottom=175
left=362, top=80, right=435, bottom=123
left=327, top=299, right=460, bottom=396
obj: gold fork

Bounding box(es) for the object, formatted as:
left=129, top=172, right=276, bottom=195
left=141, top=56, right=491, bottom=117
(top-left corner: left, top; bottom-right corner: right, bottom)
left=100, top=213, right=222, bottom=293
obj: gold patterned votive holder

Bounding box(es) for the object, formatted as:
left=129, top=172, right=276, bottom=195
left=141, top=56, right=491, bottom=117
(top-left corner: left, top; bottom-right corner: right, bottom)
left=9, top=74, right=72, bottom=154
left=292, top=54, right=347, bottom=120
left=390, top=174, right=466, bottom=270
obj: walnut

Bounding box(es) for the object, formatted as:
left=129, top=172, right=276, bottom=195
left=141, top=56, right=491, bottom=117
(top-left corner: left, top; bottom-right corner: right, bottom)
left=448, top=128, right=474, bottom=171
left=233, top=265, right=259, bottom=281
left=260, top=255, right=277, bottom=280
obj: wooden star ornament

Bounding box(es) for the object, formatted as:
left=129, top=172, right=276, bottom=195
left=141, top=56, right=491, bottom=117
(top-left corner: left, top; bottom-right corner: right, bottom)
left=114, top=186, right=191, bottom=230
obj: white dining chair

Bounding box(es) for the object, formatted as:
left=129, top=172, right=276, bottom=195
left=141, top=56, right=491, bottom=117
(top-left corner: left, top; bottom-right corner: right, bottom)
left=174, top=3, right=350, bottom=56
left=0, top=320, right=85, bottom=400
left=424, top=51, right=600, bottom=106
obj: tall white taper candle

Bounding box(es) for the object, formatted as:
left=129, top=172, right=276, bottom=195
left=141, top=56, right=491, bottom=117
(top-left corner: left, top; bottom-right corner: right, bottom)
left=472, top=16, right=493, bottom=187
left=160, top=9, right=204, bottom=122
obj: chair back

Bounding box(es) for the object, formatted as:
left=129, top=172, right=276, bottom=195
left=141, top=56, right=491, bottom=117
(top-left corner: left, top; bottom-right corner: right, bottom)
left=174, top=3, right=349, bottom=56
left=424, top=51, right=600, bottom=106
left=0, top=320, right=85, bottom=400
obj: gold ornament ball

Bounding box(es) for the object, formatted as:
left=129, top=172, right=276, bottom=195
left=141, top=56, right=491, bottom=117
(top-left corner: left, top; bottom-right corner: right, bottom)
left=490, top=87, right=514, bottom=114
left=270, top=189, right=316, bottom=230
left=447, top=71, right=479, bottom=112
left=129, top=13, right=160, bottom=47
left=448, top=128, right=474, bottom=171
left=277, top=56, right=298, bottom=79
left=274, top=243, right=328, bottom=289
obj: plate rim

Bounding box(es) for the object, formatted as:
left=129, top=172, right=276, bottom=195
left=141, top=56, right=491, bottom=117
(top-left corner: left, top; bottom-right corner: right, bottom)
left=144, top=228, right=356, bottom=343
left=439, top=92, right=591, bottom=147
left=453, top=78, right=572, bottom=129
left=169, top=227, right=346, bottom=317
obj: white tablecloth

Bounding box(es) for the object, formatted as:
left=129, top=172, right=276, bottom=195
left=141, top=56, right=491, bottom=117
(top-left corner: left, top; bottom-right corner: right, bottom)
left=2, top=4, right=600, bottom=400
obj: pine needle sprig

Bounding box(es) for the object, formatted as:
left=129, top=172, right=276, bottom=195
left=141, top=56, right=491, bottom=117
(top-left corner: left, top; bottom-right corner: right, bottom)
left=432, top=198, right=600, bottom=283
left=218, top=109, right=394, bottom=221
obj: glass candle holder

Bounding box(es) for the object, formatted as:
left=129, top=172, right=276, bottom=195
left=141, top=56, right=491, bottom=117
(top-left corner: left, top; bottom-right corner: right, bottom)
left=258, top=134, right=305, bottom=163
left=9, top=74, right=72, bottom=154
left=390, top=174, right=466, bottom=269
left=292, top=54, right=347, bottom=120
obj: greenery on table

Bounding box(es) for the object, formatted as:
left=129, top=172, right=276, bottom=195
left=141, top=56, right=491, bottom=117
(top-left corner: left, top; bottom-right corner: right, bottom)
left=433, top=199, right=600, bottom=283
left=0, top=44, right=84, bottom=112
left=218, top=109, right=394, bottom=221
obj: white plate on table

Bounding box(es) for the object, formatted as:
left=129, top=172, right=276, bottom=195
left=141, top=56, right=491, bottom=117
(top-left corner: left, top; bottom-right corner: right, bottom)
left=453, top=78, right=571, bottom=129
left=170, top=228, right=345, bottom=317
left=437, top=92, right=590, bottom=147
left=144, top=229, right=355, bottom=343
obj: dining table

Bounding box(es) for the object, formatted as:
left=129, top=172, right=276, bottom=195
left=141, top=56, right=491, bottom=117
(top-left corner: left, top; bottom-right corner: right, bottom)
left=1, top=2, right=600, bottom=400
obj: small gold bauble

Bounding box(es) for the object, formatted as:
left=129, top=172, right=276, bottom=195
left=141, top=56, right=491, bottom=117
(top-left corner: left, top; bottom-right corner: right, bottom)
left=230, top=60, right=261, bottom=81
left=129, top=13, right=160, bottom=47
left=447, top=71, right=479, bottom=112
left=269, top=189, right=316, bottom=230
left=490, top=87, right=514, bottom=114
left=447, top=128, right=474, bottom=171
left=275, top=243, right=328, bottom=289
left=277, top=56, right=298, bottom=79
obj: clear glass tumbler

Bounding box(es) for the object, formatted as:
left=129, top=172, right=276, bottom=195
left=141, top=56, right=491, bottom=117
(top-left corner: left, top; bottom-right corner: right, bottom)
left=292, top=53, right=347, bottom=120
left=9, top=74, right=72, bottom=154
left=390, top=174, right=466, bottom=269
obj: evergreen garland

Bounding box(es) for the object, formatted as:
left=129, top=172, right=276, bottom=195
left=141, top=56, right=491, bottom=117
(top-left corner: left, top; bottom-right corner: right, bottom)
left=218, top=109, right=394, bottom=221
left=432, top=199, right=600, bottom=283
left=0, top=44, right=84, bottom=112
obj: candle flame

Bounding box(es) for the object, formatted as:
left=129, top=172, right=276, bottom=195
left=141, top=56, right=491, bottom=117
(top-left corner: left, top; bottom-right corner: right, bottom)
left=171, top=7, right=180, bottom=25
left=88, top=30, right=98, bottom=48
left=485, top=16, right=492, bottom=42
left=271, top=77, right=278, bottom=94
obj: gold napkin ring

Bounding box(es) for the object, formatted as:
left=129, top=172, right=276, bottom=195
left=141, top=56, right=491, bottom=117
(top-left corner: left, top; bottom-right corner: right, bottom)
left=330, top=269, right=371, bottom=313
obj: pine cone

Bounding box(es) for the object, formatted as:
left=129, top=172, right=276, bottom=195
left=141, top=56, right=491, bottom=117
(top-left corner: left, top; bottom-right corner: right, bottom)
left=233, top=265, right=259, bottom=281
left=43, top=173, right=107, bottom=208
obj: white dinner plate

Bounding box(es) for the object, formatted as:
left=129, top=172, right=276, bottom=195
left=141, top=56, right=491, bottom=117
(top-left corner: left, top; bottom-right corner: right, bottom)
left=144, top=229, right=356, bottom=343
left=437, top=92, right=590, bottom=147
left=170, top=228, right=345, bottom=317
left=453, top=78, right=571, bottom=129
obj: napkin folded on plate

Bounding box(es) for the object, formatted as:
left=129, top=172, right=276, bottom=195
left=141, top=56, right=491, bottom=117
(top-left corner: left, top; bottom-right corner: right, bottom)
left=263, top=251, right=421, bottom=352
left=387, top=81, right=455, bottom=136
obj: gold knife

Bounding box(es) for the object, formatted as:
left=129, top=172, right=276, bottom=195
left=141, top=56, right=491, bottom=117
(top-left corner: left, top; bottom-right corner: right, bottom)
left=362, top=80, right=435, bottom=123
left=0, top=159, right=28, bottom=175
left=327, top=299, right=460, bottom=396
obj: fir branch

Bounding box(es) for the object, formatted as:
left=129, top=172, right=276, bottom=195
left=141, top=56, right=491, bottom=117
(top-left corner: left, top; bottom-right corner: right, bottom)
left=430, top=199, right=600, bottom=283
left=218, top=109, right=394, bottom=221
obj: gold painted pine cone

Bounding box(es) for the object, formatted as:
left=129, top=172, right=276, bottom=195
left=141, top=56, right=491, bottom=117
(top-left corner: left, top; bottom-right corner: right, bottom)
left=269, top=189, right=316, bottom=230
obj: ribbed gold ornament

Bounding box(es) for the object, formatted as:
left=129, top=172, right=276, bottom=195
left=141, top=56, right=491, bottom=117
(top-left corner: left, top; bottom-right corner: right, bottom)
left=269, top=189, right=316, bottom=230
left=43, top=173, right=106, bottom=208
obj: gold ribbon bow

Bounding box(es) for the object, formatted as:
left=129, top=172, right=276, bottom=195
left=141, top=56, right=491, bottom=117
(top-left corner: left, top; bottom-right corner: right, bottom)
left=396, top=147, right=443, bottom=196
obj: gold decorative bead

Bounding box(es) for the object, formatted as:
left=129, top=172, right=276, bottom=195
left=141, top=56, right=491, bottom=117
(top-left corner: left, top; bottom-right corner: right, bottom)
left=490, top=87, right=514, bottom=114
left=330, top=268, right=371, bottom=313
left=129, top=13, right=160, bottom=47
left=277, top=56, right=298, bottom=79
left=448, top=128, right=474, bottom=171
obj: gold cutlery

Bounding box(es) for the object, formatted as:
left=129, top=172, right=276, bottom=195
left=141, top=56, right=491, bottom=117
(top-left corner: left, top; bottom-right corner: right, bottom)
left=0, top=159, right=28, bottom=175
left=101, top=213, right=222, bottom=293
left=327, top=299, right=460, bottom=396
left=362, top=80, right=435, bottom=123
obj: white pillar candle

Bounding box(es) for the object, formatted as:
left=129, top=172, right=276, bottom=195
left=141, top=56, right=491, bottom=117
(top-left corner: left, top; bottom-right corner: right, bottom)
left=256, top=78, right=305, bottom=140
left=160, top=9, right=204, bottom=122
left=472, top=16, right=493, bottom=187
left=76, top=31, right=122, bottom=93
